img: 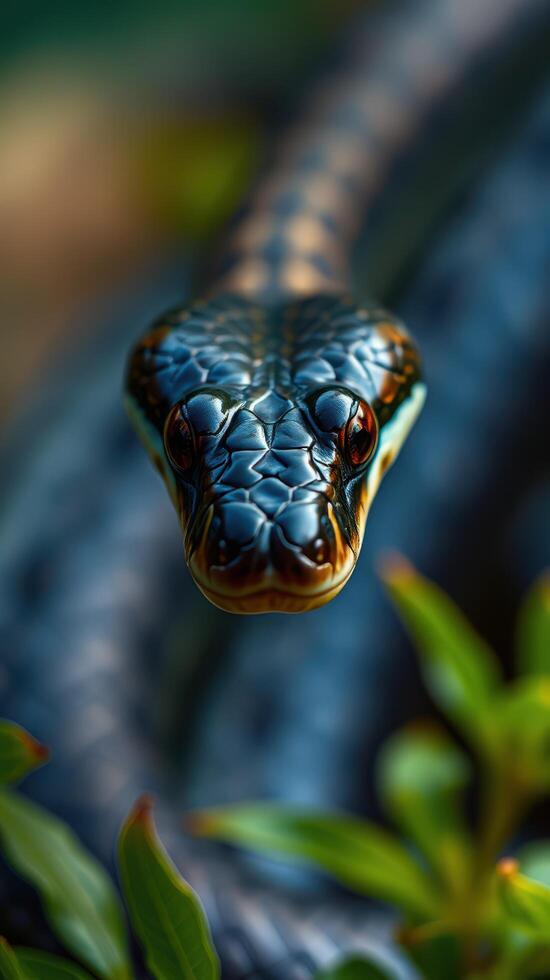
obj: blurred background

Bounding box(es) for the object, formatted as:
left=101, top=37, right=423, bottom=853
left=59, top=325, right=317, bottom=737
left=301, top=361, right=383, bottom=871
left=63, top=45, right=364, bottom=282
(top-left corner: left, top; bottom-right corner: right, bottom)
left=0, top=0, right=362, bottom=423
left=0, top=0, right=549, bottom=975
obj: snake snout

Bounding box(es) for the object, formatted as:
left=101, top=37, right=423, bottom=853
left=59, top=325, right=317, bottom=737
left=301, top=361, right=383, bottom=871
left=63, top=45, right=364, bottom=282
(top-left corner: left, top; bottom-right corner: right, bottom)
left=188, top=490, right=356, bottom=614
left=270, top=502, right=337, bottom=578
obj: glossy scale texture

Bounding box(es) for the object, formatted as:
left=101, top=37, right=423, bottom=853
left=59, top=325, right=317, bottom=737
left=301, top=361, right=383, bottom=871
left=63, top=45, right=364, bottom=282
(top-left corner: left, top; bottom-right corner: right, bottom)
left=126, top=294, right=421, bottom=611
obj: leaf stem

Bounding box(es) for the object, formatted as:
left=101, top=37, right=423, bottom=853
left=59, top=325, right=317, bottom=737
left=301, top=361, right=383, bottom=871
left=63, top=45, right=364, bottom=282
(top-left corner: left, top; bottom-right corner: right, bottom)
left=476, top=760, right=530, bottom=877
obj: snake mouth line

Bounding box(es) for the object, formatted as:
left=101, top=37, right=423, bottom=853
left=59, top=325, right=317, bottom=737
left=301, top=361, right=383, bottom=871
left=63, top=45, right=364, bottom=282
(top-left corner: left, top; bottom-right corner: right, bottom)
left=190, top=565, right=355, bottom=614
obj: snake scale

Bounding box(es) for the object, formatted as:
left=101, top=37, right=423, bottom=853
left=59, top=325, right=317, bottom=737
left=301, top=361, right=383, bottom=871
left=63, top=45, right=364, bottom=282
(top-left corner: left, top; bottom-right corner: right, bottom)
left=1, top=0, right=550, bottom=976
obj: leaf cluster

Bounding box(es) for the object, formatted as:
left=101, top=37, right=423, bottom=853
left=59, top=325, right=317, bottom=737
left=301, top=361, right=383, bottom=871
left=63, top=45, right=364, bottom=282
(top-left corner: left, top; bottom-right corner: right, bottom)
left=191, top=563, right=550, bottom=979
left=0, top=720, right=219, bottom=980
left=1, top=563, right=548, bottom=979
left=0, top=723, right=369, bottom=979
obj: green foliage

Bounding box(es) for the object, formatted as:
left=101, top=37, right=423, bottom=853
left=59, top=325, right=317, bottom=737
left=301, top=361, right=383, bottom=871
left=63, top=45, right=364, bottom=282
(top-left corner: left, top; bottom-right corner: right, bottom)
left=1, top=562, right=549, bottom=979
left=190, top=562, right=550, bottom=980
left=0, top=941, right=26, bottom=980
left=518, top=841, right=550, bottom=888
left=0, top=788, right=131, bottom=980
left=0, top=721, right=48, bottom=786
left=316, top=956, right=397, bottom=979
left=402, top=931, right=463, bottom=980
left=11, top=948, right=95, bottom=979
left=497, top=858, right=550, bottom=936
left=516, top=573, right=550, bottom=676
left=118, top=796, right=219, bottom=980
left=0, top=731, right=219, bottom=980
left=381, top=556, right=502, bottom=757
left=496, top=677, right=550, bottom=788
left=377, top=725, right=472, bottom=897
left=191, top=804, right=438, bottom=918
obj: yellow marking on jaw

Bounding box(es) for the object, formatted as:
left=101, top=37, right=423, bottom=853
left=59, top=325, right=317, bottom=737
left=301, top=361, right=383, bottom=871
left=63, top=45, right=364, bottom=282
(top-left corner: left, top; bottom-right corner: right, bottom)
left=380, top=450, right=395, bottom=476
left=194, top=564, right=356, bottom=615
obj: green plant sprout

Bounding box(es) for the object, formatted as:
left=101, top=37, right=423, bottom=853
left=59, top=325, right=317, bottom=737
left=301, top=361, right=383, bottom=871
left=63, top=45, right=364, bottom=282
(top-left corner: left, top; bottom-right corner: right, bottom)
left=0, top=720, right=369, bottom=979
left=0, top=717, right=221, bottom=980
left=189, top=559, right=550, bottom=980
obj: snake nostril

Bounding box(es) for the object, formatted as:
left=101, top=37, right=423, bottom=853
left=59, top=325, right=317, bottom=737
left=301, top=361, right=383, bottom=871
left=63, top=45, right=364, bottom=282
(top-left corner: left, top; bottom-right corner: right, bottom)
left=207, top=535, right=242, bottom=568
left=202, top=502, right=269, bottom=572
left=303, top=534, right=332, bottom=566
left=313, top=537, right=330, bottom=564
left=273, top=501, right=338, bottom=571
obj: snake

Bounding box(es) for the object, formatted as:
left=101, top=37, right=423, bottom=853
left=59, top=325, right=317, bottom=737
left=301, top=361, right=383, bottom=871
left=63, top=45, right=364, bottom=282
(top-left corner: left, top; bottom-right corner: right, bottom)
left=126, top=293, right=423, bottom=613
left=125, top=180, right=425, bottom=609
left=2, top=0, right=550, bottom=976
left=124, top=0, right=548, bottom=615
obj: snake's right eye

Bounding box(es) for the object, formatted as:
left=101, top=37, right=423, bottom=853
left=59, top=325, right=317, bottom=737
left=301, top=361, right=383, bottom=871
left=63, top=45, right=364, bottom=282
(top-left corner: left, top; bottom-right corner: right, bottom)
left=164, top=404, right=194, bottom=472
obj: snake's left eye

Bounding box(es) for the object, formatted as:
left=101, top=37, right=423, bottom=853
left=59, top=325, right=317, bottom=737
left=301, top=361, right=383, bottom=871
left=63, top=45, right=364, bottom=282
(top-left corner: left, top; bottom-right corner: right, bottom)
left=344, top=401, right=378, bottom=468
left=164, top=404, right=194, bottom=472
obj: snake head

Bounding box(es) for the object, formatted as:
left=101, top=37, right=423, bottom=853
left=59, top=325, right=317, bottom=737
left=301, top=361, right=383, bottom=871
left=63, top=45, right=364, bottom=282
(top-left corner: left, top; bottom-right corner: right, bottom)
left=125, top=294, right=425, bottom=613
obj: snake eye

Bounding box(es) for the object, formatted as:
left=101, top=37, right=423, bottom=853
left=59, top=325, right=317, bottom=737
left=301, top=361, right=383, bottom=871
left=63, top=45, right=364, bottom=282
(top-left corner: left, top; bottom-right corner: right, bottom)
left=344, top=401, right=378, bottom=468
left=164, top=404, right=194, bottom=472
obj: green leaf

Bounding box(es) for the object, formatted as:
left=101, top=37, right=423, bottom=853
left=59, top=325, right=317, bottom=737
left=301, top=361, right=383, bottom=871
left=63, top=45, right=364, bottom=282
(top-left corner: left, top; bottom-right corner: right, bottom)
left=493, top=851, right=550, bottom=980
left=16, top=950, right=95, bottom=980
left=188, top=803, right=439, bottom=919
left=118, top=796, right=219, bottom=980
left=397, top=928, right=462, bottom=980
left=517, top=842, right=550, bottom=889
left=497, top=858, right=550, bottom=936
left=381, top=557, right=502, bottom=755
left=377, top=725, right=472, bottom=894
left=0, top=940, right=26, bottom=980
left=0, top=721, right=48, bottom=786
left=0, top=789, right=131, bottom=980
left=0, top=945, right=95, bottom=980
left=517, top=573, right=550, bottom=676
left=315, top=955, right=397, bottom=979
left=496, top=678, right=550, bottom=788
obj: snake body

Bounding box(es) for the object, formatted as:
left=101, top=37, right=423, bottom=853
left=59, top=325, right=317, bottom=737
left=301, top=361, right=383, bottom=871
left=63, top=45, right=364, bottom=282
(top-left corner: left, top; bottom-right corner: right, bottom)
left=2, top=0, right=550, bottom=976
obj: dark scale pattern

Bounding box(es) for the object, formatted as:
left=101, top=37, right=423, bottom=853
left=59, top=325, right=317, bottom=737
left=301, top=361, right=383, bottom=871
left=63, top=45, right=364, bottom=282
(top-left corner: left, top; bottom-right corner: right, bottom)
left=126, top=294, right=421, bottom=610
left=217, top=0, right=547, bottom=302
left=127, top=295, right=419, bottom=427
